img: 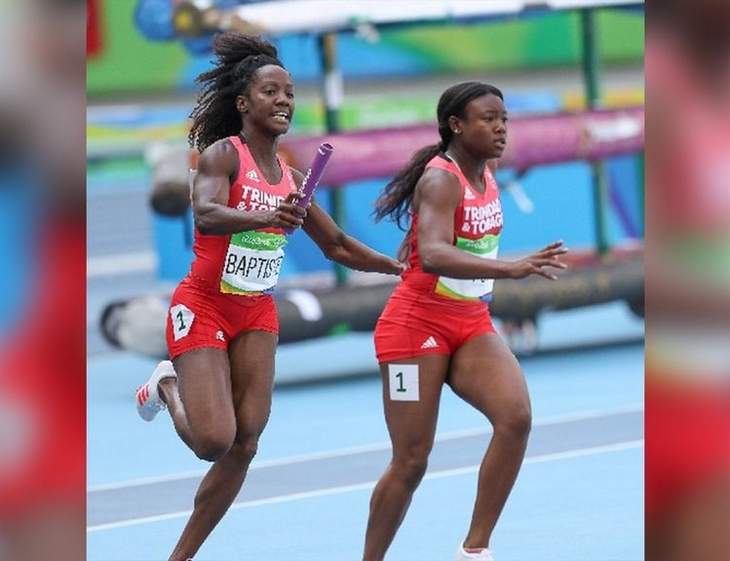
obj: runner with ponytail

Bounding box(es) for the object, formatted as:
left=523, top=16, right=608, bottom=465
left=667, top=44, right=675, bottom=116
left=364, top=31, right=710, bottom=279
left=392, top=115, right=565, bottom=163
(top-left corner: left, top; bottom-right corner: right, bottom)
left=364, top=81, right=568, bottom=561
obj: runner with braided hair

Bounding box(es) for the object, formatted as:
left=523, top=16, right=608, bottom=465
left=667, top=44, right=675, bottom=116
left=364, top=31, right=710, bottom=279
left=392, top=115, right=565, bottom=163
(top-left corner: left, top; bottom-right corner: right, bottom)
left=134, top=32, right=402, bottom=561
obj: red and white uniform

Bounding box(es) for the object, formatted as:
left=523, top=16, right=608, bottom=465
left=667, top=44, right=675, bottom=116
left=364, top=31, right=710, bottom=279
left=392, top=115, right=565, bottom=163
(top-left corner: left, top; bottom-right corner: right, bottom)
left=375, top=155, right=503, bottom=363
left=166, top=136, right=297, bottom=358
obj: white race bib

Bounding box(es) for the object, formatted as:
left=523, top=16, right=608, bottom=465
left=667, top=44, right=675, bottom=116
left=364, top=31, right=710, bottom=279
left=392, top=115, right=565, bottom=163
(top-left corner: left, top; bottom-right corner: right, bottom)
left=436, top=235, right=499, bottom=300
left=388, top=364, right=420, bottom=401
left=220, top=231, right=287, bottom=295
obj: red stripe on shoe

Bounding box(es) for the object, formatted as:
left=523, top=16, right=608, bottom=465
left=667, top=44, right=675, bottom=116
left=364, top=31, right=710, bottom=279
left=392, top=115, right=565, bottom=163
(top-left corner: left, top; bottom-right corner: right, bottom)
left=137, top=385, right=149, bottom=405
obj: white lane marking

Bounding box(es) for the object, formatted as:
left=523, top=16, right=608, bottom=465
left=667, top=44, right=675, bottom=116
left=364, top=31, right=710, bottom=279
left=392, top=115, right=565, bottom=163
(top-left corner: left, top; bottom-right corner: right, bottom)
left=87, top=251, right=157, bottom=277
left=88, top=404, right=643, bottom=492
left=87, top=439, right=643, bottom=533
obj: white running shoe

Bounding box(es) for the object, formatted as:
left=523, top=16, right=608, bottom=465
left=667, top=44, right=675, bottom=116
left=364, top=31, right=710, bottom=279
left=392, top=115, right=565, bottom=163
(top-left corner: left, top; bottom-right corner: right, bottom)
left=135, top=360, right=177, bottom=421
left=454, top=544, right=494, bottom=561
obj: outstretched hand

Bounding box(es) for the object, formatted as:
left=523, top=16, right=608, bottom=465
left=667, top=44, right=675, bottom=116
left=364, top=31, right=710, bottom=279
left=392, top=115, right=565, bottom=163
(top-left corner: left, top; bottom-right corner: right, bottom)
left=508, top=240, right=568, bottom=280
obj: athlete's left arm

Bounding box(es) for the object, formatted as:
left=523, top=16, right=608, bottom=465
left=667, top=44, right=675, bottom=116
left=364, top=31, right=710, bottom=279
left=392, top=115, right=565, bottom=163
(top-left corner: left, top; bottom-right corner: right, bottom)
left=290, top=169, right=402, bottom=274
left=304, top=202, right=403, bottom=274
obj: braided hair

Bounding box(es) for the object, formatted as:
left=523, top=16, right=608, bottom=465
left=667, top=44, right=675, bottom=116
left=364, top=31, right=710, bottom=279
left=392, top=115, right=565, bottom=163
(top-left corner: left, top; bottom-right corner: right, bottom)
left=373, top=81, right=503, bottom=230
left=188, top=32, right=285, bottom=152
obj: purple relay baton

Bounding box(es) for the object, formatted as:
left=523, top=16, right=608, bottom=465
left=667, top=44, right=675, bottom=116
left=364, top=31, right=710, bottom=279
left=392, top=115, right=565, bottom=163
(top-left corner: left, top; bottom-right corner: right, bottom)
left=285, top=142, right=334, bottom=233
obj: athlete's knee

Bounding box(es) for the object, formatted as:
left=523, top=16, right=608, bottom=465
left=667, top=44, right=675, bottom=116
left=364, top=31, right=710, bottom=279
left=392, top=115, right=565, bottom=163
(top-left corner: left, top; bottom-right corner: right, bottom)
left=192, top=430, right=235, bottom=462
left=229, top=432, right=260, bottom=465
left=392, top=447, right=430, bottom=488
left=231, top=408, right=270, bottom=464
left=494, top=404, right=532, bottom=440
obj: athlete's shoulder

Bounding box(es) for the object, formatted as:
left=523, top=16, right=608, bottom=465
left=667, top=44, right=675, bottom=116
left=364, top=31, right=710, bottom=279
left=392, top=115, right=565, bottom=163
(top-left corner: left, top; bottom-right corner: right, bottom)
left=418, top=165, right=463, bottom=207
left=206, top=137, right=241, bottom=156
left=198, top=138, right=239, bottom=175
left=421, top=154, right=462, bottom=188
left=425, top=153, right=456, bottom=172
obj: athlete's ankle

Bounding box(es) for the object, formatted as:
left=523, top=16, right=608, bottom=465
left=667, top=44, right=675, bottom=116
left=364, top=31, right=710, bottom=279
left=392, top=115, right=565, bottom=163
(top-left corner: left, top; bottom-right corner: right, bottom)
left=462, top=536, right=490, bottom=550
left=157, top=377, right=176, bottom=404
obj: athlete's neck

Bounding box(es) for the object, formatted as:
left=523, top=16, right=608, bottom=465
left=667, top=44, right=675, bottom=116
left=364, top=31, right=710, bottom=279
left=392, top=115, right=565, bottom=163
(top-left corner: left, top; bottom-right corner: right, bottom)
left=446, top=144, right=486, bottom=192
left=239, top=127, right=281, bottom=182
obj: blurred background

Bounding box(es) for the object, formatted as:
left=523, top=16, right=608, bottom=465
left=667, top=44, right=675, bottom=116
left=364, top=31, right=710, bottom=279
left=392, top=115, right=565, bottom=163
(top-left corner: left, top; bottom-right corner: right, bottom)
left=86, top=1, right=645, bottom=560
left=645, top=1, right=730, bottom=560
left=0, top=1, right=85, bottom=561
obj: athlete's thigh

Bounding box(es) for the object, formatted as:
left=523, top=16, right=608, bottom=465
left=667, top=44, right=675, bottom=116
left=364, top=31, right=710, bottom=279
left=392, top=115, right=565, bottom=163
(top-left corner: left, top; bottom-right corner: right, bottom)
left=173, top=347, right=236, bottom=439
left=381, top=354, right=451, bottom=455
left=227, top=329, right=278, bottom=435
left=447, top=333, right=530, bottom=423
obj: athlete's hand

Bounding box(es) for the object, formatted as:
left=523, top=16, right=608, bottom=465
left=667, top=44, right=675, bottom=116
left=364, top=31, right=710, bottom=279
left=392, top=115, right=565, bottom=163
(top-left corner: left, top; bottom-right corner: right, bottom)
left=507, top=240, right=568, bottom=280
left=388, top=258, right=407, bottom=275
left=290, top=191, right=312, bottom=218
left=269, top=192, right=307, bottom=229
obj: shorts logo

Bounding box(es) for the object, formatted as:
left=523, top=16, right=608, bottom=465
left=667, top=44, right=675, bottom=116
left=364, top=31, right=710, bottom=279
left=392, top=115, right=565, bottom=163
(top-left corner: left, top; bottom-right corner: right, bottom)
left=420, top=336, right=438, bottom=349
left=246, top=169, right=260, bottom=182
left=215, top=330, right=225, bottom=342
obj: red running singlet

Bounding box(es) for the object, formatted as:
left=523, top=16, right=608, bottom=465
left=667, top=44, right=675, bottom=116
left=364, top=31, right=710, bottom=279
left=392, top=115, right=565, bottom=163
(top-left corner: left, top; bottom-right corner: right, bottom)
left=189, top=135, right=298, bottom=294
left=402, top=154, right=504, bottom=302
left=374, top=155, right=502, bottom=363
left=166, top=136, right=297, bottom=358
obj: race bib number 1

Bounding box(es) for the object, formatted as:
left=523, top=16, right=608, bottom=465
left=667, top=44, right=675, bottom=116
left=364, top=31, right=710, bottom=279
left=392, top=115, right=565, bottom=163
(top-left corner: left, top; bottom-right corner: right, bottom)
left=170, top=304, right=194, bottom=341
left=388, top=364, right=419, bottom=402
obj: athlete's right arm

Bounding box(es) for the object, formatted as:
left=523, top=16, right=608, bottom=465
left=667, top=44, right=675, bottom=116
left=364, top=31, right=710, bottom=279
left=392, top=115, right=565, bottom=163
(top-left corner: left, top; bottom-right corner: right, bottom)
left=417, top=170, right=567, bottom=280
left=192, top=140, right=304, bottom=234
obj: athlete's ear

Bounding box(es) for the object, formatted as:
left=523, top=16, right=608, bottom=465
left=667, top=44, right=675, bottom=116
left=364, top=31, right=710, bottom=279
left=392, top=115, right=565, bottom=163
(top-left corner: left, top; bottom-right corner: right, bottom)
left=235, top=95, right=249, bottom=114
left=447, top=115, right=462, bottom=135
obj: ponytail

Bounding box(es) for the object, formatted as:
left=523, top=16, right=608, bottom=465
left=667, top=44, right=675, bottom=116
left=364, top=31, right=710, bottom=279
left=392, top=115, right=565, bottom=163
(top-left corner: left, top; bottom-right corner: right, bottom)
left=373, top=143, right=443, bottom=230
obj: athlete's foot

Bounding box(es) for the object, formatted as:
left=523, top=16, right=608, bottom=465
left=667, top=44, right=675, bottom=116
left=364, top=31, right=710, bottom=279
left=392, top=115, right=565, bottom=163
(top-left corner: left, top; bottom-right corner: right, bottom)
left=454, top=543, right=494, bottom=561
left=135, top=360, right=177, bottom=421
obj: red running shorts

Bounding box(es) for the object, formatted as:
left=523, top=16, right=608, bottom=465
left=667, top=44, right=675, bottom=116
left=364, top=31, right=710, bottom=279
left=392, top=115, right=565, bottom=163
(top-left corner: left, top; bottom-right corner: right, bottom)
left=166, top=276, right=279, bottom=359
left=374, top=283, right=497, bottom=363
